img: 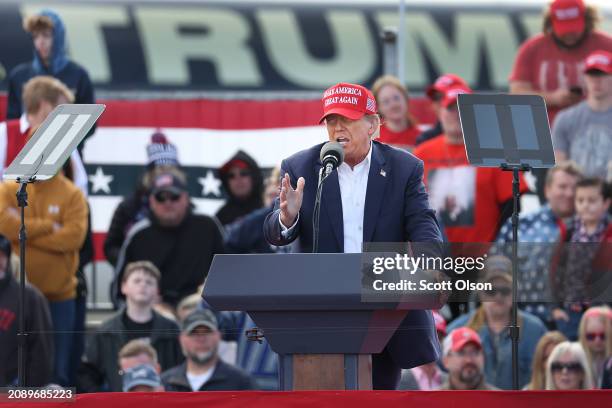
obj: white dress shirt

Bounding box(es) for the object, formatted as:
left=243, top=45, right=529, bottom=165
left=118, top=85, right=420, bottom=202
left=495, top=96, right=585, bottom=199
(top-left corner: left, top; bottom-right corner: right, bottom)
left=280, top=144, right=372, bottom=253
left=337, top=145, right=371, bottom=253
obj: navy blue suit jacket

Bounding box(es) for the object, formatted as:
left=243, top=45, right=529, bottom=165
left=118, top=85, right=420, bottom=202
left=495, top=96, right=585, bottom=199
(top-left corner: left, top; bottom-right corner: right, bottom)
left=264, top=141, right=443, bottom=369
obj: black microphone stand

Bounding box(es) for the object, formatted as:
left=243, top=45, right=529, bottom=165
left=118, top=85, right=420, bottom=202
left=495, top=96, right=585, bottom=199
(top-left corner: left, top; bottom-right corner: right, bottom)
left=500, top=162, right=531, bottom=390
left=16, top=175, right=36, bottom=387
left=312, top=163, right=335, bottom=253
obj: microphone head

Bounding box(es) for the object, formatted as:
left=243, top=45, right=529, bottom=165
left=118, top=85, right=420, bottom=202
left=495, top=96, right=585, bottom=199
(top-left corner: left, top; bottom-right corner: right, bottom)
left=320, top=141, right=344, bottom=165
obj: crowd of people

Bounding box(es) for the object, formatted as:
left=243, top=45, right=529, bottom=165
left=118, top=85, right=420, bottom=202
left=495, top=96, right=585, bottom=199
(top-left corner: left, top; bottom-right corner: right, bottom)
left=0, top=0, right=611, bottom=393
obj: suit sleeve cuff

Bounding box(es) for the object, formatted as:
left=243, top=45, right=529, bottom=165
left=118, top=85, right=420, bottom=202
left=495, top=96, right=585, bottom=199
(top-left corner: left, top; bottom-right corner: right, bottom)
left=279, top=213, right=299, bottom=238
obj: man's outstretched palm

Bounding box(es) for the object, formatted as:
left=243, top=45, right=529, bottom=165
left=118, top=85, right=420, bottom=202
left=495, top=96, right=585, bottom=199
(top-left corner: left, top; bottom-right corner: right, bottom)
left=279, top=173, right=305, bottom=227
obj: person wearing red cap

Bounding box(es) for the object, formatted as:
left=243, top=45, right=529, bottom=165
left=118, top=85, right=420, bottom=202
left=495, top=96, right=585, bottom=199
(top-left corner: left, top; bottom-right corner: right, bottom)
left=264, top=82, right=443, bottom=390
left=412, top=82, right=529, bottom=245
left=371, top=75, right=420, bottom=149
left=510, top=0, right=612, bottom=124
left=440, top=327, right=498, bottom=390
left=553, top=50, right=612, bottom=180
left=416, top=73, right=468, bottom=146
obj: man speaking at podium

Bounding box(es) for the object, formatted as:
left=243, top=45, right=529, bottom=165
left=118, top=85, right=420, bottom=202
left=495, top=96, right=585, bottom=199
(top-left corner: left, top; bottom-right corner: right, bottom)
left=264, top=82, right=443, bottom=389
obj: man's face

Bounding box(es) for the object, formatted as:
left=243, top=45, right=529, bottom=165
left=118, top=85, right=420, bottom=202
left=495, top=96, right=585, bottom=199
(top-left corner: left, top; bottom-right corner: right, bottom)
left=120, top=269, right=158, bottom=306
left=180, top=326, right=220, bottom=366
left=545, top=170, right=579, bottom=218
left=439, top=104, right=463, bottom=143
left=0, top=252, right=8, bottom=279
left=585, top=72, right=612, bottom=101
left=33, top=29, right=53, bottom=62
left=325, top=114, right=372, bottom=166
left=119, top=353, right=157, bottom=373
left=226, top=166, right=253, bottom=200
left=443, top=343, right=484, bottom=387
left=149, top=190, right=189, bottom=226
left=481, top=277, right=513, bottom=318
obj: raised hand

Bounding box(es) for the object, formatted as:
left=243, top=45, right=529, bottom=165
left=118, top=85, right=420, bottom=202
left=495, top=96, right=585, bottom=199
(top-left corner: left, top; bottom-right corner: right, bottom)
left=279, top=173, right=305, bottom=227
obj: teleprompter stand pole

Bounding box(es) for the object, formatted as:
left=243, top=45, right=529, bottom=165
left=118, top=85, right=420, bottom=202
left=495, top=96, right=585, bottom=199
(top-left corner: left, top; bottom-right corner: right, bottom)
left=16, top=176, right=35, bottom=387
left=500, top=163, right=530, bottom=390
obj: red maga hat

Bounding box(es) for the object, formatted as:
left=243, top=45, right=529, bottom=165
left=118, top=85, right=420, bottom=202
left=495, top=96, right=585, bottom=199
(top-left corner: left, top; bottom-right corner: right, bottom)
left=440, top=84, right=473, bottom=109
left=550, top=0, right=586, bottom=37
left=443, top=327, right=482, bottom=355
left=425, top=73, right=468, bottom=100
left=584, top=50, right=612, bottom=74
left=319, top=82, right=377, bottom=124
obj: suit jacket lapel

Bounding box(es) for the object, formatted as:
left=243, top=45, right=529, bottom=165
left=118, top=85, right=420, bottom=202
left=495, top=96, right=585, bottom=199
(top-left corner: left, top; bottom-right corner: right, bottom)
left=363, top=143, right=388, bottom=243
left=314, top=161, right=344, bottom=252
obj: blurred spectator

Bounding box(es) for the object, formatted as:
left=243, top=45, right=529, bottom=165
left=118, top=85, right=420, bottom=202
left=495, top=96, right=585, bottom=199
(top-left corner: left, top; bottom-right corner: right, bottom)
left=118, top=339, right=161, bottom=373
left=509, top=0, right=612, bottom=122
left=0, top=234, right=54, bottom=387
left=412, top=83, right=528, bottom=244
left=553, top=50, right=612, bottom=179
left=578, top=306, right=612, bottom=387
left=553, top=178, right=610, bottom=339
left=509, top=0, right=612, bottom=202
left=0, top=76, right=87, bottom=194
left=496, top=162, right=582, bottom=325
left=371, top=75, right=420, bottom=149
left=112, top=168, right=224, bottom=308
left=78, top=261, right=182, bottom=392
left=447, top=255, right=547, bottom=389
left=525, top=331, right=568, bottom=390
left=545, top=341, right=594, bottom=389
left=6, top=10, right=95, bottom=152
left=210, top=309, right=279, bottom=390
left=161, top=309, right=255, bottom=391
left=440, top=327, right=498, bottom=390
left=398, top=311, right=448, bottom=390
left=0, top=123, right=87, bottom=387
left=177, top=294, right=202, bottom=323
left=416, top=73, right=468, bottom=146
left=224, top=166, right=288, bottom=254
left=216, top=151, right=264, bottom=226
left=123, top=364, right=164, bottom=392
left=104, top=131, right=180, bottom=266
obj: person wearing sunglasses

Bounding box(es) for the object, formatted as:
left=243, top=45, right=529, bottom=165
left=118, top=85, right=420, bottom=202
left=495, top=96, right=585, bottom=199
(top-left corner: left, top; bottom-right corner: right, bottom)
left=112, top=168, right=225, bottom=310
left=525, top=331, right=568, bottom=390
left=216, top=151, right=264, bottom=226
left=545, top=341, right=594, bottom=390
left=578, top=306, right=612, bottom=387
left=446, top=255, right=547, bottom=389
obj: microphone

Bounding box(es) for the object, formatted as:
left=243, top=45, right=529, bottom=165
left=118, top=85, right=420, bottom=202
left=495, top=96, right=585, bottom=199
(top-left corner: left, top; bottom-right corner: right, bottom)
left=319, top=141, right=344, bottom=177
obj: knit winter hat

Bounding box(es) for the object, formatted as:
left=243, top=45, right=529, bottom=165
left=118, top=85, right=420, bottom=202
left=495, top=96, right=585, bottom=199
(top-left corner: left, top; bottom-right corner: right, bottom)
left=146, top=130, right=179, bottom=168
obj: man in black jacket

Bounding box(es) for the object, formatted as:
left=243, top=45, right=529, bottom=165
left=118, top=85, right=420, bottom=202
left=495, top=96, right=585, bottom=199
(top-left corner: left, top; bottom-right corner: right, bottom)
left=0, top=234, right=54, bottom=387
left=78, top=261, right=183, bottom=392
left=161, top=309, right=254, bottom=391
left=112, top=169, right=225, bottom=308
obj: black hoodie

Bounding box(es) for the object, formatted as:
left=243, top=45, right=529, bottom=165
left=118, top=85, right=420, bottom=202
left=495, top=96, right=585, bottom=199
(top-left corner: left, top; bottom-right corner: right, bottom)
left=216, top=150, right=264, bottom=226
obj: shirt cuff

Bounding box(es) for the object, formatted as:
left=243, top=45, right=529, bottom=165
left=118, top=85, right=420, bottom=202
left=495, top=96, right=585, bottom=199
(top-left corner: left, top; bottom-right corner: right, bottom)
left=279, top=212, right=299, bottom=238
